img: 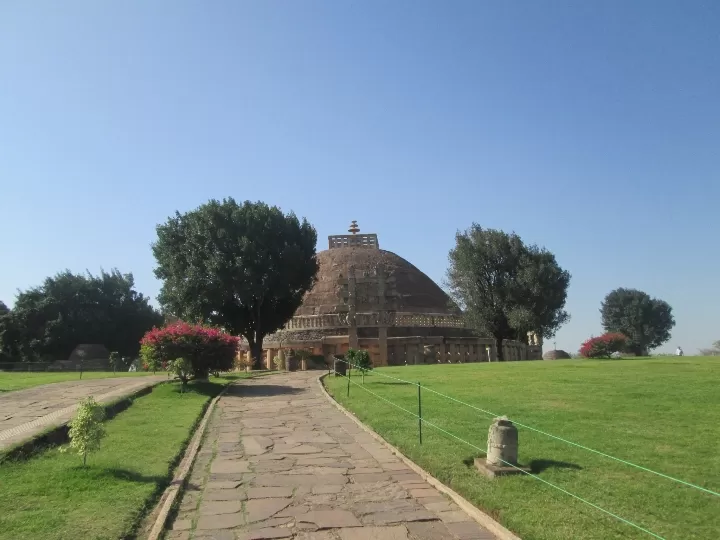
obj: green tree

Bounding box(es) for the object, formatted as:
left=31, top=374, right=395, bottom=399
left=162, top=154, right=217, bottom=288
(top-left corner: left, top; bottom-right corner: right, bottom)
left=152, top=198, right=318, bottom=369
left=0, top=270, right=162, bottom=362
left=446, top=225, right=571, bottom=360
left=0, top=301, right=10, bottom=362
left=64, top=396, right=106, bottom=466
left=699, top=340, right=720, bottom=356
left=600, top=288, right=675, bottom=356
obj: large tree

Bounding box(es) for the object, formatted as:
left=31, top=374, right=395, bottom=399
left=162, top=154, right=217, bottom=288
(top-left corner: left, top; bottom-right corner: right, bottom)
left=152, top=198, right=318, bottom=369
left=600, top=288, right=675, bottom=356
left=446, top=225, right=571, bottom=360
left=0, top=270, right=162, bottom=361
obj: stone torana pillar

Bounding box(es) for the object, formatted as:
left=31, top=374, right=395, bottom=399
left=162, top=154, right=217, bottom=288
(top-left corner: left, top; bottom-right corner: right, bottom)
left=347, top=264, right=359, bottom=349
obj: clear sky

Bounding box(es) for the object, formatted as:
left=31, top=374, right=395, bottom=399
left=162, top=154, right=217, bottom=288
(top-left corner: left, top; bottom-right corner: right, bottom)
left=1, top=1, right=718, bottom=354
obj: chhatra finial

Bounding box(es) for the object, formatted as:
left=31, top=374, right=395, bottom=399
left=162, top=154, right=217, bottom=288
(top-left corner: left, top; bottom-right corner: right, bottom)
left=348, top=220, right=360, bottom=235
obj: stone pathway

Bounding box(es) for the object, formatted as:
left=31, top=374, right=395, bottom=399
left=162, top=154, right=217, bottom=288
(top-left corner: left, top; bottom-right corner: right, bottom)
left=0, top=375, right=166, bottom=452
left=167, top=372, right=496, bottom=540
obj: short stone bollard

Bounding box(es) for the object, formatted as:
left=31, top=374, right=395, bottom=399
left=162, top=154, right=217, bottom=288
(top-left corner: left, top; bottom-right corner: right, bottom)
left=475, top=416, right=530, bottom=479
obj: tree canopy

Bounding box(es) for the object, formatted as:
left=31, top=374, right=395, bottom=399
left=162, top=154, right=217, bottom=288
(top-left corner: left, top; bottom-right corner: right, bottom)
left=152, top=198, right=318, bottom=368
left=446, top=225, right=570, bottom=360
left=600, top=288, right=675, bottom=356
left=0, top=270, right=162, bottom=361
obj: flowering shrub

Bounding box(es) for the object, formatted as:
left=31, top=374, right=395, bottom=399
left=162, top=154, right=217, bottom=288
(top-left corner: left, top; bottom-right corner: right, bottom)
left=579, top=333, right=628, bottom=358
left=139, top=322, right=240, bottom=379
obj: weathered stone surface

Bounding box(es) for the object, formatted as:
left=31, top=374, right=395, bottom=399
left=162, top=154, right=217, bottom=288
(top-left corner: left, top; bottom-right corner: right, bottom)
left=164, top=372, right=497, bottom=539
left=243, top=435, right=274, bottom=455
left=245, top=498, right=292, bottom=523
left=171, top=519, right=192, bottom=531
left=252, top=474, right=347, bottom=487
left=247, top=487, right=294, bottom=499
left=405, top=521, right=455, bottom=540
left=446, top=521, right=498, bottom=539
left=204, top=489, right=248, bottom=501
left=210, top=460, right=250, bottom=474
left=298, top=510, right=362, bottom=529
left=196, top=512, right=245, bottom=530
left=338, top=525, right=410, bottom=539
left=236, top=528, right=293, bottom=539
left=199, top=500, right=243, bottom=515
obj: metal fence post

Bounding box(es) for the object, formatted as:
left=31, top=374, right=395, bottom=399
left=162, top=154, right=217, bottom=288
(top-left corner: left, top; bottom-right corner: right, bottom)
left=418, top=382, right=422, bottom=445
left=347, top=362, right=351, bottom=397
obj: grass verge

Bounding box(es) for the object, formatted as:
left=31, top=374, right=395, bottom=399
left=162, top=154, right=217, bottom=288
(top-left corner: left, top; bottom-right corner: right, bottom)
left=0, top=373, right=256, bottom=540
left=324, top=357, right=720, bottom=540
left=0, top=371, right=158, bottom=392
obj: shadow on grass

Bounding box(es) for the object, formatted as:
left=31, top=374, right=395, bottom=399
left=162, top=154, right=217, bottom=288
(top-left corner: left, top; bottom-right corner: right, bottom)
left=462, top=455, right=582, bottom=474
left=373, top=381, right=414, bottom=386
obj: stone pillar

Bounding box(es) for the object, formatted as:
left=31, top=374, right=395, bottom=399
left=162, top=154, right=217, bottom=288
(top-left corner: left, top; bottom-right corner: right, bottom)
left=377, top=265, right=388, bottom=366
left=378, top=327, right=388, bottom=366
left=300, top=356, right=308, bottom=371
left=449, top=342, right=457, bottom=363
left=265, top=349, right=274, bottom=370
left=438, top=342, right=447, bottom=363
left=348, top=265, right=358, bottom=349
left=487, top=417, right=519, bottom=466
left=278, top=349, right=286, bottom=371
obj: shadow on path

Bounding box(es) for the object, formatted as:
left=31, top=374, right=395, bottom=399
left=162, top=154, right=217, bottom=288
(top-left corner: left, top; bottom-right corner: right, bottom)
left=229, top=384, right=305, bottom=397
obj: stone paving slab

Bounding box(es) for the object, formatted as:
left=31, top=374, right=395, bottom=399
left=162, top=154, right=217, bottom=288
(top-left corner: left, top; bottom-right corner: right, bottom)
left=166, top=372, right=498, bottom=540
left=0, top=375, right=166, bottom=452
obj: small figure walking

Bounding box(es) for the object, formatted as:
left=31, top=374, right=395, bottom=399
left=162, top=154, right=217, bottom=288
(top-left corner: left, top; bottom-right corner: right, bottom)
left=676, top=346, right=684, bottom=357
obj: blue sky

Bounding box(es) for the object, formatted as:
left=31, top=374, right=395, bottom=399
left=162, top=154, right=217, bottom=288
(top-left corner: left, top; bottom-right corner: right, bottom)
left=1, top=1, right=718, bottom=354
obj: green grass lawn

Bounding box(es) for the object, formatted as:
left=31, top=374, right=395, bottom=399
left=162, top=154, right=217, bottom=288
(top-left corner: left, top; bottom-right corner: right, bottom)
left=0, top=371, right=159, bottom=392
left=0, top=373, right=256, bottom=540
left=324, top=357, right=720, bottom=540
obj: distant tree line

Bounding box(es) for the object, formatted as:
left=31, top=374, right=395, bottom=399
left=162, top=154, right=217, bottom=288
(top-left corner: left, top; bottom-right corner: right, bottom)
left=0, top=270, right=162, bottom=362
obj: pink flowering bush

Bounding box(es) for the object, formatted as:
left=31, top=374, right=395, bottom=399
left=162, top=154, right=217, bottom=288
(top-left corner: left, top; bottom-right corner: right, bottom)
left=579, top=332, right=627, bottom=358
left=140, top=322, right=240, bottom=379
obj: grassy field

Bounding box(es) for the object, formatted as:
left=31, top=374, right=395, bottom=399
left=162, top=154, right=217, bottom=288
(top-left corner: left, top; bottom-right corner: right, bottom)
left=324, top=357, right=720, bottom=540
left=0, top=373, right=256, bottom=540
left=0, top=371, right=159, bottom=392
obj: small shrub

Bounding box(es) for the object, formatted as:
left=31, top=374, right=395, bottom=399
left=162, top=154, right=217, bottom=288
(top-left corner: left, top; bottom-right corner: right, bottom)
left=170, top=357, right=193, bottom=387
left=273, top=356, right=284, bottom=371
left=580, top=333, right=628, bottom=358
left=139, top=343, right=161, bottom=373
left=63, top=396, right=106, bottom=466
left=346, top=348, right=373, bottom=372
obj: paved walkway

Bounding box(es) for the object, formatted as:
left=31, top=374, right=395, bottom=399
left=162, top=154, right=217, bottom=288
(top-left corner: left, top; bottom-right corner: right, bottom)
left=167, top=372, right=496, bottom=540
left=0, top=375, right=166, bottom=452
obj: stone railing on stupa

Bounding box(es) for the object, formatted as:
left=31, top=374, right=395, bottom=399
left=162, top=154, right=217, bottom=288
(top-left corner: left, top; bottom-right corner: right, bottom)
left=283, top=312, right=467, bottom=330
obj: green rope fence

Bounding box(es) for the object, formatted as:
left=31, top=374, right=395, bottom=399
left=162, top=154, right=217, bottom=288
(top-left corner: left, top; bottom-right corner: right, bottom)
left=332, top=365, right=667, bottom=540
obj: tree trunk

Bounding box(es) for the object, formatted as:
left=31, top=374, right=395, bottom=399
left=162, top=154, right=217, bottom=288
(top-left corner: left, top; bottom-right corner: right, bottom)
left=249, top=338, right=264, bottom=370
left=495, top=337, right=505, bottom=362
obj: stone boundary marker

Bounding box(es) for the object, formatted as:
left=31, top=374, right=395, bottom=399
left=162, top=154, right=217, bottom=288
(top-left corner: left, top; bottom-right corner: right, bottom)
left=0, top=377, right=165, bottom=453
left=317, top=373, right=522, bottom=540
left=147, top=381, right=234, bottom=540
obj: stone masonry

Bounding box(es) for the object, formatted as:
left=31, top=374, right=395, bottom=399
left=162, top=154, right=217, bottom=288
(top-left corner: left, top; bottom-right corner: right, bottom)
left=167, top=372, right=496, bottom=540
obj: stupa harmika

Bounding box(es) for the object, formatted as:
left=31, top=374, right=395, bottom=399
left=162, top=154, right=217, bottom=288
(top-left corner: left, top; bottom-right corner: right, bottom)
left=256, top=222, right=543, bottom=368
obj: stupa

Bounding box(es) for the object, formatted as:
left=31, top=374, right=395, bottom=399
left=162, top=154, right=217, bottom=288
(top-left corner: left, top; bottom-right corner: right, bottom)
left=258, top=222, right=542, bottom=368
